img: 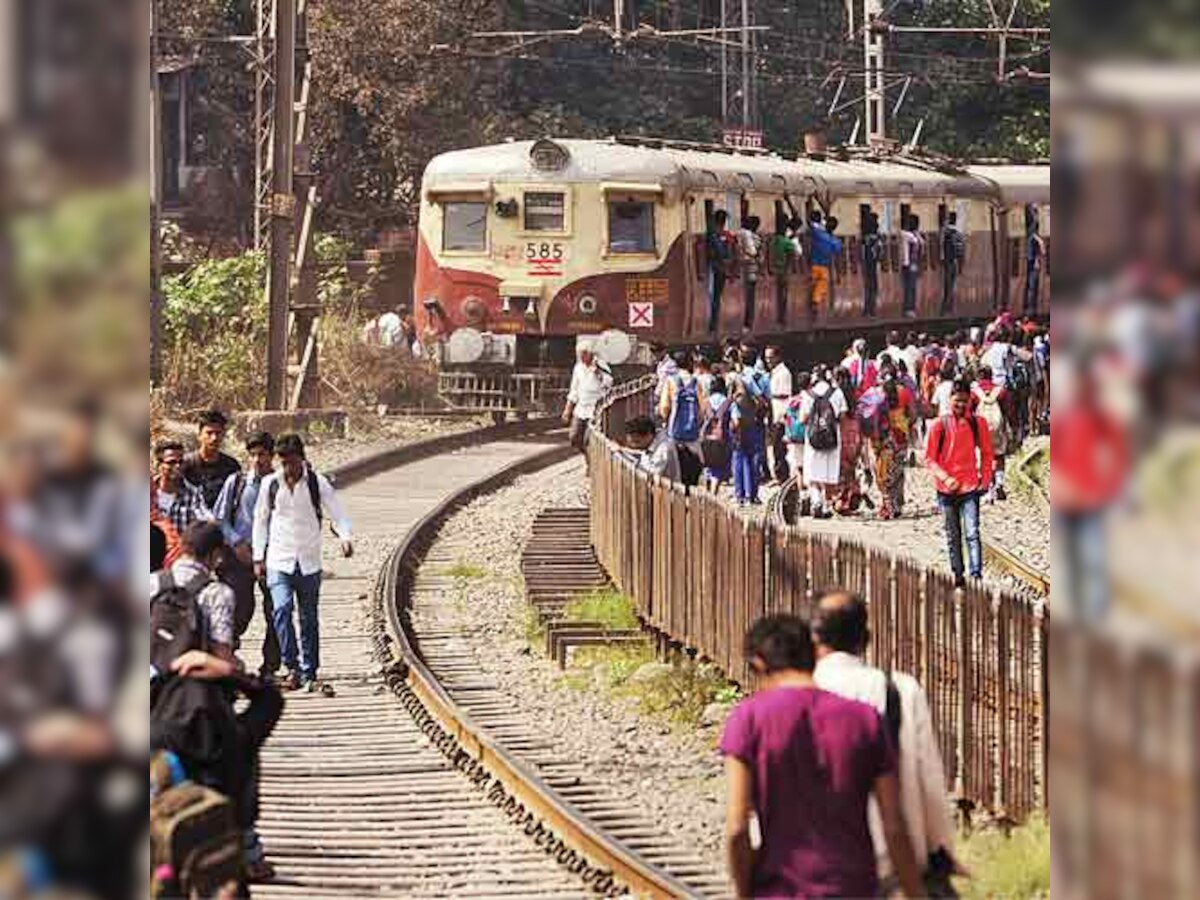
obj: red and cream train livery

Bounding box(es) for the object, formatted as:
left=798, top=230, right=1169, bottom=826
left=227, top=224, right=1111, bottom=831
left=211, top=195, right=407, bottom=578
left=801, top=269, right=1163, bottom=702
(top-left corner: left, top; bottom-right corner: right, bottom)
left=415, top=137, right=1049, bottom=411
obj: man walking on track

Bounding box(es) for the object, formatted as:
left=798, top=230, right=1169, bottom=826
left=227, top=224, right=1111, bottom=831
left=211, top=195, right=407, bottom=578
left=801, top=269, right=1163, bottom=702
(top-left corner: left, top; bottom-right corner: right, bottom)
left=182, top=409, right=242, bottom=509
left=253, top=433, right=353, bottom=695
left=812, top=590, right=962, bottom=897
left=925, top=380, right=995, bottom=588
left=563, top=346, right=613, bottom=456
left=214, top=431, right=282, bottom=679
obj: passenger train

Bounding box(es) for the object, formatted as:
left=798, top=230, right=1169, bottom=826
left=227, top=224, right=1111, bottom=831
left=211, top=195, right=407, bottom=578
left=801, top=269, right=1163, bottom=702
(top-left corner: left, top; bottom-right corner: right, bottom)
left=414, top=137, right=1050, bottom=412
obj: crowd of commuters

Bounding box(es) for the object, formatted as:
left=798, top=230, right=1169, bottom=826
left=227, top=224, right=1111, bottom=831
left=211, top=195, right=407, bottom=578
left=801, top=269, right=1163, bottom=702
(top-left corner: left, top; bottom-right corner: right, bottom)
left=621, top=314, right=1049, bottom=588
left=702, top=200, right=1008, bottom=331
left=149, top=410, right=354, bottom=891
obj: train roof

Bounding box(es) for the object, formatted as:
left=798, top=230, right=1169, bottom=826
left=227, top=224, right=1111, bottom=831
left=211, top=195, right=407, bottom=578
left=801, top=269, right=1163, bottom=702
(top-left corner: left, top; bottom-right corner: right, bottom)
left=965, top=165, right=1050, bottom=205
left=422, top=138, right=1046, bottom=204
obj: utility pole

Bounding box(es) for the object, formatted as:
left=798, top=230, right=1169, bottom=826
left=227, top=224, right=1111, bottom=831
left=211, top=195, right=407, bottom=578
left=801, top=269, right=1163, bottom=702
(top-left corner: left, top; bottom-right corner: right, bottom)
left=613, top=0, right=624, bottom=41
left=864, top=0, right=886, bottom=144
left=265, top=0, right=295, bottom=410
left=740, top=0, right=750, bottom=131
left=720, top=0, right=728, bottom=128
left=150, top=0, right=164, bottom=386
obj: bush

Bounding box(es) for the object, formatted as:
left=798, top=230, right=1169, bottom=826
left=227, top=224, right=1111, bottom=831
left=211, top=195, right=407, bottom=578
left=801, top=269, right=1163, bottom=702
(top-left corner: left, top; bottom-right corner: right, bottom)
left=959, top=818, right=1050, bottom=900
left=159, top=241, right=440, bottom=414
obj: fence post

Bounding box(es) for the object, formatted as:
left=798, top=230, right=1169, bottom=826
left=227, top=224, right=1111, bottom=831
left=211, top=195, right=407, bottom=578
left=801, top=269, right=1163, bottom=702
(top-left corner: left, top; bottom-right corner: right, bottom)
left=957, top=588, right=973, bottom=804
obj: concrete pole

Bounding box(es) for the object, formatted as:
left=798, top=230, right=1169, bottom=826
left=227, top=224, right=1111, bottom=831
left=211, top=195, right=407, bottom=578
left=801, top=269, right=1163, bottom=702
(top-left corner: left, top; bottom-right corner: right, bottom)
left=265, top=0, right=295, bottom=410
left=864, top=0, right=886, bottom=144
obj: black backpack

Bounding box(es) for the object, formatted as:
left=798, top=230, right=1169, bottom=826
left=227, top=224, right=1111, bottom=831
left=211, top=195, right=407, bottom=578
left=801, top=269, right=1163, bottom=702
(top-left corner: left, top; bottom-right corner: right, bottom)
left=807, top=394, right=839, bottom=452
left=1009, top=359, right=1032, bottom=393
left=150, top=569, right=211, bottom=684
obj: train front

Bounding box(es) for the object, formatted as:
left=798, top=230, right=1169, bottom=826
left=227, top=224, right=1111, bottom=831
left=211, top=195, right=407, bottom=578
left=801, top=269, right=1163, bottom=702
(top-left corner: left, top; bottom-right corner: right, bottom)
left=414, top=139, right=687, bottom=414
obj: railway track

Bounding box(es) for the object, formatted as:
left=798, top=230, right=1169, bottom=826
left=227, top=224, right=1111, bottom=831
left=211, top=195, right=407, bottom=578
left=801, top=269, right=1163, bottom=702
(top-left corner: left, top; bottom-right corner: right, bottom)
left=245, top=424, right=715, bottom=898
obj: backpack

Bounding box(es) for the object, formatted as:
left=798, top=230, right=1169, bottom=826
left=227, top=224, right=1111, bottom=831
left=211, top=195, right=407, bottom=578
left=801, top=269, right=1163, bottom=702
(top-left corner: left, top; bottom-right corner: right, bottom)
left=807, top=393, right=839, bottom=452
left=883, top=672, right=902, bottom=749
left=669, top=376, right=702, bottom=443
left=856, top=389, right=887, bottom=438
left=267, top=467, right=324, bottom=526
left=975, top=388, right=1005, bottom=445
left=150, top=569, right=211, bottom=683
left=223, top=472, right=246, bottom=526
left=784, top=398, right=807, bottom=443
left=1009, top=358, right=1032, bottom=393
left=700, top=400, right=733, bottom=471
left=149, top=775, right=243, bottom=899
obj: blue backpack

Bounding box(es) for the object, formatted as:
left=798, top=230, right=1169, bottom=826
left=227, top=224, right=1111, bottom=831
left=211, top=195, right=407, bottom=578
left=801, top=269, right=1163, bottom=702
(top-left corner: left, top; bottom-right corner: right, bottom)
left=784, top=399, right=807, bottom=443
left=670, top=376, right=702, bottom=443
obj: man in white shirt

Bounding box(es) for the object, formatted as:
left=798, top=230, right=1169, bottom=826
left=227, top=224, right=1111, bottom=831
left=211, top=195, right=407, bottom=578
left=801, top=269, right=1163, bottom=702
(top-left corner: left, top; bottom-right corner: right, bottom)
left=877, top=330, right=906, bottom=371
left=764, top=345, right=793, bottom=483
left=562, top=347, right=614, bottom=454
left=811, top=590, right=962, bottom=893
left=377, top=306, right=403, bottom=347
left=252, top=433, right=353, bottom=694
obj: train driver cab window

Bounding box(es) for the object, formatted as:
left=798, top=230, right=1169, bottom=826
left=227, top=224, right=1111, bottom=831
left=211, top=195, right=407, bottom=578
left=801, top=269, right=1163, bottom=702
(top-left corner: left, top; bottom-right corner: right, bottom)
left=608, top=199, right=656, bottom=254
left=443, top=200, right=487, bottom=252
left=524, top=191, right=566, bottom=231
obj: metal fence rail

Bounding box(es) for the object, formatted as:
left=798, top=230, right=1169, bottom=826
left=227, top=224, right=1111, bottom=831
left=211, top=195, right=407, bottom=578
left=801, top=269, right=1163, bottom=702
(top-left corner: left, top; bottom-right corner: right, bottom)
left=590, top=380, right=1048, bottom=821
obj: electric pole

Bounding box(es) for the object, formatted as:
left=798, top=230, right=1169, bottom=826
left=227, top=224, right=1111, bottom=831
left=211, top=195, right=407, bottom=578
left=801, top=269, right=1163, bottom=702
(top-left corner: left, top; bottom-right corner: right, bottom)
left=150, top=0, right=164, bottom=386
left=740, top=0, right=750, bottom=131
left=265, top=0, right=295, bottom=410
left=720, top=0, right=728, bottom=128
left=864, top=0, right=886, bottom=144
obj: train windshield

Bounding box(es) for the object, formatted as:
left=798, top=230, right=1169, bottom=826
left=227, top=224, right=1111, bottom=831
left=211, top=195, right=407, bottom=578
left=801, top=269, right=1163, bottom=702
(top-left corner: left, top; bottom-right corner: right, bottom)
left=443, top=201, right=487, bottom=251
left=608, top=200, right=655, bottom=254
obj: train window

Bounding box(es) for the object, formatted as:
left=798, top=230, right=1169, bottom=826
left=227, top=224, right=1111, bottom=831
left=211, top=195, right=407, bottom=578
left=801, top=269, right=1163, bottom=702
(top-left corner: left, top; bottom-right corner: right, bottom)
left=608, top=200, right=655, bottom=254
left=899, top=203, right=911, bottom=230
left=443, top=201, right=487, bottom=252
left=704, top=198, right=715, bottom=229
left=524, top=191, right=566, bottom=232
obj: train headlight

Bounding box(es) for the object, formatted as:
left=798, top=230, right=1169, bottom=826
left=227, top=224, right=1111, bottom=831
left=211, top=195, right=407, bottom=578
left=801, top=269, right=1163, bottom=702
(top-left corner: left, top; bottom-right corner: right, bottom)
left=576, top=294, right=598, bottom=316
left=461, top=296, right=485, bottom=324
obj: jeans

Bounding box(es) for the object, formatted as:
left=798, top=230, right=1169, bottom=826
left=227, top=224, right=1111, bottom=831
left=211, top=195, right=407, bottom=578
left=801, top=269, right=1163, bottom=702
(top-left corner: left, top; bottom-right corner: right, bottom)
left=941, top=263, right=957, bottom=314
left=732, top=446, right=761, bottom=503
left=939, top=491, right=982, bottom=579
left=267, top=564, right=323, bottom=681
left=743, top=277, right=758, bottom=330
left=1055, top=510, right=1109, bottom=624
left=863, top=262, right=879, bottom=316
left=902, top=266, right=919, bottom=315
left=1024, top=265, right=1041, bottom=313
left=708, top=268, right=726, bottom=333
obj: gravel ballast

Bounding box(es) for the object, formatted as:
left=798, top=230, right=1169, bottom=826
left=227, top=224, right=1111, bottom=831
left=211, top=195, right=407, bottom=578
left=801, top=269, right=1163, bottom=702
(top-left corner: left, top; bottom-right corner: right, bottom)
left=412, top=457, right=729, bottom=863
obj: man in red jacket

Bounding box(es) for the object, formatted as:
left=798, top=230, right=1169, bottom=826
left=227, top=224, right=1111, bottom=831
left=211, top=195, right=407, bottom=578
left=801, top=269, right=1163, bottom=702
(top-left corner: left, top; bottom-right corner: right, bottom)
left=925, top=380, right=995, bottom=588
left=1050, top=367, right=1130, bottom=623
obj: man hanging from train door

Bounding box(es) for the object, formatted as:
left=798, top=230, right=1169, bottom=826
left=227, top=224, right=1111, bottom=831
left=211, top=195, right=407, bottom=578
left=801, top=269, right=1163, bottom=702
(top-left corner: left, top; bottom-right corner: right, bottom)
left=941, top=211, right=966, bottom=315
left=1023, top=205, right=1045, bottom=314
left=706, top=209, right=737, bottom=335
left=807, top=209, right=842, bottom=325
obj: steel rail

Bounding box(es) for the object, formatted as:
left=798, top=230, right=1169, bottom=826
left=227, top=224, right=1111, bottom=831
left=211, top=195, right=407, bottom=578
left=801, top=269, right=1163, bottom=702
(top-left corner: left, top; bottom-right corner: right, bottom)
left=371, top=439, right=702, bottom=899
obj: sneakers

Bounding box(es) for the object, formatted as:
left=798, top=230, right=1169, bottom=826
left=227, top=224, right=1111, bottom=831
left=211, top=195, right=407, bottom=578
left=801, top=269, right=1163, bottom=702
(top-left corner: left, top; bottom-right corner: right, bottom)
left=245, top=858, right=276, bottom=883
left=280, top=670, right=301, bottom=692
left=305, top=679, right=336, bottom=697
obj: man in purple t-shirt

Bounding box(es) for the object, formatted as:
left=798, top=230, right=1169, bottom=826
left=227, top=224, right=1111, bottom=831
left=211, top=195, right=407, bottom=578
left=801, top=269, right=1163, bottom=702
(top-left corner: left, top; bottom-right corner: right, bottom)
left=720, top=614, right=923, bottom=899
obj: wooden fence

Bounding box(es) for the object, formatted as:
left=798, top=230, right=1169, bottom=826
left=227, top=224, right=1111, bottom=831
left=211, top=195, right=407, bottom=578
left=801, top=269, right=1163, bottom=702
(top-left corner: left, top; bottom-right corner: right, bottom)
left=590, top=379, right=1048, bottom=821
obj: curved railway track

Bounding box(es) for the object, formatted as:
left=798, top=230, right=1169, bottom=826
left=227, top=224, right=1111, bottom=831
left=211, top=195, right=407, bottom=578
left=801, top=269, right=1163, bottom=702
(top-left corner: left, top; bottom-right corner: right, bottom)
left=245, top=424, right=714, bottom=899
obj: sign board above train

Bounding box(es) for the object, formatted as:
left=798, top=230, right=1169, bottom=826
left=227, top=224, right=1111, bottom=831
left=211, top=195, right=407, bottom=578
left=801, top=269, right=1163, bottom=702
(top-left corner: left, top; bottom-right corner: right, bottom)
left=722, top=129, right=765, bottom=150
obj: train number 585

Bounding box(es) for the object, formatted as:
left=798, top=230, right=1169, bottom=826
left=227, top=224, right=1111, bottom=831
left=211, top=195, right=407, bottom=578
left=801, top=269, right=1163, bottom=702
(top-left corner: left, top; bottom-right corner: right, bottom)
left=526, top=242, right=564, bottom=261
